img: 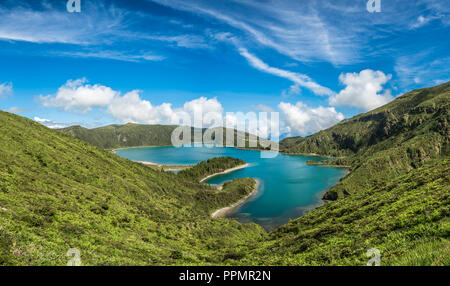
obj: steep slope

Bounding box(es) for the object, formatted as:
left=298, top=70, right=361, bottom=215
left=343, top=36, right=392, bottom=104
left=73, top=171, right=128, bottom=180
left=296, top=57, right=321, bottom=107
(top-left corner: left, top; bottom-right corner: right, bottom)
left=0, top=111, right=264, bottom=265
left=281, top=82, right=450, bottom=199
left=247, top=159, right=449, bottom=266
left=59, top=124, right=270, bottom=150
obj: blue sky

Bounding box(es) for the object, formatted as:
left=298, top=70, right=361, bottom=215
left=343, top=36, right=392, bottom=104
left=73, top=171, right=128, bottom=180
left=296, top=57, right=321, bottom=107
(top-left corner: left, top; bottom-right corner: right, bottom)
left=0, top=0, right=448, bottom=137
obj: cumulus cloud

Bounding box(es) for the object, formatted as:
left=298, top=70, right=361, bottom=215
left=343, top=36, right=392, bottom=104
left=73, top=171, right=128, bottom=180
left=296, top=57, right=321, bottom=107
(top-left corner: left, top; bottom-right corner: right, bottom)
left=278, top=101, right=344, bottom=135
left=0, top=82, right=13, bottom=97
left=107, top=90, right=180, bottom=125
left=329, top=69, right=393, bottom=111
left=40, top=78, right=118, bottom=113
left=40, top=78, right=224, bottom=128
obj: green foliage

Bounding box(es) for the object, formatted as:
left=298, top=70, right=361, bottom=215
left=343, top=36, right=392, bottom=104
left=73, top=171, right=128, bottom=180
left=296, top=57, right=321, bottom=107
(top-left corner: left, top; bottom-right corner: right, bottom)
left=0, top=111, right=265, bottom=265
left=59, top=124, right=269, bottom=150
left=58, top=123, right=178, bottom=149
left=178, top=157, right=245, bottom=182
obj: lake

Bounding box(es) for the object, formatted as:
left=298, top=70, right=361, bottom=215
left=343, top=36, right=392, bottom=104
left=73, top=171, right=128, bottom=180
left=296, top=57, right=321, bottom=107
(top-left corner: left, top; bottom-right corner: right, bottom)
left=115, top=145, right=347, bottom=230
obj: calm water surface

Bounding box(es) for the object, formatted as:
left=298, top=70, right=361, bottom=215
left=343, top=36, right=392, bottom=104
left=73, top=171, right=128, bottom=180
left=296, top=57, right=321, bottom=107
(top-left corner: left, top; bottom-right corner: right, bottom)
left=115, top=146, right=346, bottom=230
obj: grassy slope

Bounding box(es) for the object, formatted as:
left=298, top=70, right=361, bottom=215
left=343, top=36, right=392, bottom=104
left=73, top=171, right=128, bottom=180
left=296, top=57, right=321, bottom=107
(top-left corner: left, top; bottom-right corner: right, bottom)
left=58, top=124, right=178, bottom=149
left=59, top=124, right=270, bottom=150
left=280, top=82, right=450, bottom=199
left=244, top=159, right=449, bottom=266
left=0, top=111, right=264, bottom=265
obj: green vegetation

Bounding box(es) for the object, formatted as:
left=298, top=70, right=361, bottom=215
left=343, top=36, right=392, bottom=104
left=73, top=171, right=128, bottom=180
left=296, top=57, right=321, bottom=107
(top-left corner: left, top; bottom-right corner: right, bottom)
left=59, top=123, right=178, bottom=149
left=178, top=157, right=245, bottom=182
left=0, top=82, right=449, bottom=266
left=59, top=124, right=270, bottom=150
left=244, top=159, right=449, bottom=266
left=281, top=81, right=449, bottom=200
left=0, top=111, right=264, bottom=265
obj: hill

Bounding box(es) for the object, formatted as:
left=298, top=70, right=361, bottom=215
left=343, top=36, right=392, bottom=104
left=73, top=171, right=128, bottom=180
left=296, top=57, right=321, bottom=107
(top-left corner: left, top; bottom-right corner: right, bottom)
left=58, top=123, right=177, bottom=149
left=280, top=81, right=450, bottom=199
left=59, top=124, right=271, bottom=150
left=0, top=111, right=264, bottom=265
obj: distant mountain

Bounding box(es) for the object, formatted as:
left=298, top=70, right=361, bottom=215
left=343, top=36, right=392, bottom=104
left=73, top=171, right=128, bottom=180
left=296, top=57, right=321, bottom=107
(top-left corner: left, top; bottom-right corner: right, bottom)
left=58, top=123, right=271, bottom=150
left=280, top=81, right=450, bottom=199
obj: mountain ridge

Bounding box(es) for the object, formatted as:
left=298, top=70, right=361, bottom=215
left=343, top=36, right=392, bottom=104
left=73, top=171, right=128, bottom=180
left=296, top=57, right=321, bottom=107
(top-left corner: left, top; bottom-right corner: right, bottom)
left=58, top=123, right=272, bottom=150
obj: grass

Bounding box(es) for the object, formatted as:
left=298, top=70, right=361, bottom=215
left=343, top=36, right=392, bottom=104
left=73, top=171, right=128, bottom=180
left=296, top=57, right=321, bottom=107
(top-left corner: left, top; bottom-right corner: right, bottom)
left=0, top=111, right=265, bottom=265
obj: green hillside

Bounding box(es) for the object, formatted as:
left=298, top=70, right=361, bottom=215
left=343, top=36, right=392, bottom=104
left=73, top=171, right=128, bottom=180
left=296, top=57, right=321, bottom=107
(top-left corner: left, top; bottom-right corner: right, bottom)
left=59, top=124, right=271, bottom=150
left=0, top=111, right=264, bottom=265
left=280, top=81, right=450, bottom=199
left=248, top=159, right=449, bottom=266
left=58, top=123, right=177, bottom=149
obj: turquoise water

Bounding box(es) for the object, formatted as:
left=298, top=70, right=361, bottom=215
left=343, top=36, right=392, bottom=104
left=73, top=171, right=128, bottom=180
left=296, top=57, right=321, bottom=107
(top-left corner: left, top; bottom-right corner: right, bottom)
left=115, top=145, right=347, bottom=230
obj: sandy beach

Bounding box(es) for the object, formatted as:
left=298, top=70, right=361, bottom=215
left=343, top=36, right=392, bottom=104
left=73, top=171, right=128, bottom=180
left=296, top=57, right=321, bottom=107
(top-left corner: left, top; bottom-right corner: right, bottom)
left=136, top=160, right=162, bottom=167
left=211, top=179, right=260, bottom=218
left=200, top=163, right=249, bottom=183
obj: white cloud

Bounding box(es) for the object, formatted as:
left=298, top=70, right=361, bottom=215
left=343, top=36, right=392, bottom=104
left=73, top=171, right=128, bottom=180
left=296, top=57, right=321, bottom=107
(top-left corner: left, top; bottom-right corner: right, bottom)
left=140, top=34, right=210, bottom=49
left=329, top=69, right=393, bottom=111
left=395, top=51, right=450, bottom=89
left=41, top=79, right=224, bottom=128
left=150, top=0, right=357, bottom=64
left=0, top=4, right=126, bottom=44
left=56, top=50, right=165, bottom=62
left=108, top=92, right=224, bottom=128
left=278, top=101, right=344, bottom=136
left=40, top=78, right=118, bottom=113
left=0, top=82, right=12, bottom=97
left=106, top=90, right=179, bottom=125
left=33, top=117, right=67, bottom=129
left=238, top=48, right=334, bottom=96
left=409, top=13, right=446, bottom=29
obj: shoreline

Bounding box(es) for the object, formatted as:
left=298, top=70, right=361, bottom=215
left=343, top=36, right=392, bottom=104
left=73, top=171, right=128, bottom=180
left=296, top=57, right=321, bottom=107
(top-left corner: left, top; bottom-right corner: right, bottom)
left=111, top=145, right=172, bottom=153
left=211, top=179, right=260, bottom=218
left=136, top=160, right=163, bottom=167
left=280, top=151, right=348, bottom=160
left=200, top=163, right=249, bottom=183
left=113, top=146, right=350, bottom=222
left=136, top=160, right=192, bottom=170
left=305, top=162, right=351, bottom=169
